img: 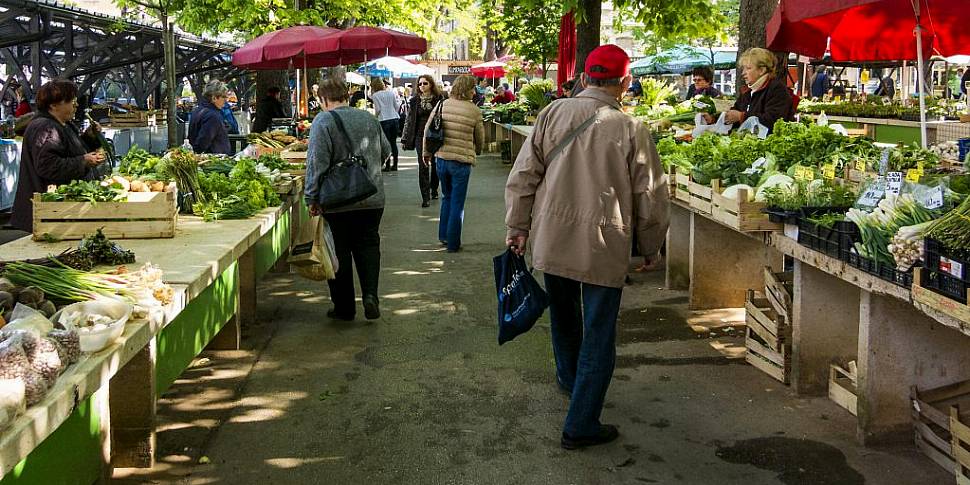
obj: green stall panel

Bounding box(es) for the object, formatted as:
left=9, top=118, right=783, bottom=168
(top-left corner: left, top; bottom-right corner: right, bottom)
left=156, top=262, right=238, bottom=394
left=0, top=397, right=103, bottom=485
left=254, top=208, right=291, bottom=281
left=873, top=125, right=920, bottom=144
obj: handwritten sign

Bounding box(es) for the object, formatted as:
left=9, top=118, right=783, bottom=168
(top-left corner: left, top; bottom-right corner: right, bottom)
left=917, top=185, right=945, bottom=210
left=886, top=171, right=903, bottom=195
left=822, top=164, right=836, bottom=180
left=905, top=169, right=921, bottom=182
left=794, top=166, right=815, bottom=181
left=855, top=159, right=867, bottom=172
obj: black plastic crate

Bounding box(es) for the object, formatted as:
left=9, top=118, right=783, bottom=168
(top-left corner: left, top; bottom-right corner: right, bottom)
left=765, top=208, right=800, bottom=224
left=796, top=217, right=859, bottom=261
left=921, top=269, right=969, bottom=304
left=848, top=252, right=879, bottom=275
left=877, top=263, right=914, bottom=288
left=923, top=238, right=970, bottom=283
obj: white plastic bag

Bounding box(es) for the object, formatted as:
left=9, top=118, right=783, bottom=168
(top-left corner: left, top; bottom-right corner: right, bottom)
left=691, top=112, right=733, bottom=139
left=3, top=304, right=53, bottom=337
left=0, top=379, right=26, bottom=429
left=738, top=116, right=770, bottom=139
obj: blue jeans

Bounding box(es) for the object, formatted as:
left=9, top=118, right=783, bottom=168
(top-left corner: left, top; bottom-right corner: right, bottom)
left=544, top=273, right=623, bottom=437
left=436, top=158, right=471, bottom=251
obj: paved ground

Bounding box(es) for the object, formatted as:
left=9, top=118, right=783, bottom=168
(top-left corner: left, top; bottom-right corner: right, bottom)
left=114, top=149, right=949, bottom=485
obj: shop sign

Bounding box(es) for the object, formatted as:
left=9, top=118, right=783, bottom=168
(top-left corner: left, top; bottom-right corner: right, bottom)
left=448, top=65, right=471, bottom=75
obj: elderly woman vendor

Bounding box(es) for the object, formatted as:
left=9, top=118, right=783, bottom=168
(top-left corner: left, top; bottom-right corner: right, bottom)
left=188, top=80, right=232, bottom=155
left=705, top=47, right=795, bottom=132
left=10, top=80, right=105, bottom=232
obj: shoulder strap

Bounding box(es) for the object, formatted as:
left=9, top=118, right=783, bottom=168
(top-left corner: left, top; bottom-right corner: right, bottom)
left=328, top=110, right=355, bottom=155
left=546, top=104, right=613, bottom=163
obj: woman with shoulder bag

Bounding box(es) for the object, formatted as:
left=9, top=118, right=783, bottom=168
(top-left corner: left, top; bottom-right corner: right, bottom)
left=305, top=78, right=392, bottom=321
left=423, top=75, right=484, bottom=253
left=402, top=74, right=444, bottom=207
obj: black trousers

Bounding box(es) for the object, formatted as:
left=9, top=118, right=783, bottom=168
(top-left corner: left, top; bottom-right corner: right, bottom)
left=324, top=208, right=383, bottom=317
left=380, top=119, right=399, bottom=168
left=415, top=141, right=439, bottom=201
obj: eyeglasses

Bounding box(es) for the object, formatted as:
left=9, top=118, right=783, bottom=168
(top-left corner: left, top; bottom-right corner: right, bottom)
left=418, top=82, right=430, bottom=86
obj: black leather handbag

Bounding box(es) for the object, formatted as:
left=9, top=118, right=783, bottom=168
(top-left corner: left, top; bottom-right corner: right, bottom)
left=424, top=101, right=445, bottom=155
left=317, top=111, right=378, bottom=209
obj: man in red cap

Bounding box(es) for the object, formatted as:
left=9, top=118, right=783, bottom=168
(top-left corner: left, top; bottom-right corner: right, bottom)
left=504, top=44, right=669, bottom=450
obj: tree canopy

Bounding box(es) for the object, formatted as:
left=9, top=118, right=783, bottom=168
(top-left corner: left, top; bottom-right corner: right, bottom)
left=485, top=0, right=561, bottom=75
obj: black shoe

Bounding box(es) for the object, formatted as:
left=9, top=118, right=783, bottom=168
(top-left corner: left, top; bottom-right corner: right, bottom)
left=561, top=425, right=619, bottom=450
left=439, top=240, right=448, bottom=246
left=327, top=309, right=354, bottom=321
left=391, top=166, right=398, bottom=171
left=431, top=193, right=438, bottom=200
left=363, top=295, right=380, bottom=320
left=446, top=247, right=461, bottom=253
left=421, top=200, right=430, bottom=208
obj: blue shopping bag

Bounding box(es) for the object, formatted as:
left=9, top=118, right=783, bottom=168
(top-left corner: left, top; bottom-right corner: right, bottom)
left=493, top=248, right=549, bottom=345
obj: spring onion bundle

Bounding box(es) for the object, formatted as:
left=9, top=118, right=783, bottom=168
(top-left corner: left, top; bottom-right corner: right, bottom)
left=846, top=194, right=936, bottom=267
left=925, top=196, right=970, bottom=252
left=3, top=261, right=139, bottom=303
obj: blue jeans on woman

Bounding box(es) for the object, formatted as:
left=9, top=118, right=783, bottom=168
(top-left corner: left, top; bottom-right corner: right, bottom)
left=543, top=273, right=623, bottom=438
left=435, top=158, right=471, bottom=251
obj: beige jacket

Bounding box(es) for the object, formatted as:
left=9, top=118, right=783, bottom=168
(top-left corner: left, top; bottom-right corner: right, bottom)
left=424, top=98, right=484, bottom=165
left=505, top=89, right=669, bottom=288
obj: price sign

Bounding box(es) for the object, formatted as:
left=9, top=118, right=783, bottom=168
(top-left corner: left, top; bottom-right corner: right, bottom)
left=858, top=183, right=885, bottom=207
left=906, top=169, right=921, bottom=182
left=918, top=185, right=945, bottom=210
left=886, top=171, right=903, bottom=195
left=794, top=166, right=815, bottom=181
left=879, top=148, right=891, bottom=175
left=916, top=161, right=925, bottom=176
left=822, top=164, right=836, bottom=180
left=855, top=159, right=867, bottom=172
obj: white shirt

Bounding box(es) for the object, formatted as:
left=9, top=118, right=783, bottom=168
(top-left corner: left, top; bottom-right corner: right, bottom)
left=372, top=90, right=401, bottom=122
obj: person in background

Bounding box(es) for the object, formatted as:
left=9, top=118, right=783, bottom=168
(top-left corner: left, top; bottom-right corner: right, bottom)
left=558, top=80, right=576, bottom=99
left=308, top=84, right=321, bottom=114
left=220, top=95, right=239, bottom=135
left=504, top=44, right=669, bottom=450
left=402, top=74, right=445, bottom=207
left=492, top=85, right=516, bottom=105
left=252, top=86, right=286, bottom=133
left=1, top=78, right=19, bottom=119
left=371, top=78, right=401, bottom=172
left=188, top=80, right=232, bottom=155
left=349, top=85, right=366, bottom=109
left=11, top=80, right=105, bottom=232
left=685, top=66, right=722, bottom=99
left=705, top=48, right=795, bottom=133
left=960, top=68, right=970, bottom=98
left=873, top=70, right=895, bottom=98
left=422, top=75, right=483, bottom=253
left=305, top=78, right=390, bottom=322
left=14, top=86, right=32, bottom=117
left=809, top=67, right=831, bottom=98
left=473, top=78, right=487, bottom=106
left=627, top=77, right=643, bottom=97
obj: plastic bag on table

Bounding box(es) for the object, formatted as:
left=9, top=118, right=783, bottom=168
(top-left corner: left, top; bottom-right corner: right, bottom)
left=492, top=248, right=549, bottom=345
left=47, top=329, right=80, bottom=365
left=4, top=303, right=53, bottom=337
left=0, top=379, right=26, bottom=430
left=738, top=116, right=770, bottom=139
left=0, top=335, right=49, bottom=406
left=691, top=112, right=733, bottom=139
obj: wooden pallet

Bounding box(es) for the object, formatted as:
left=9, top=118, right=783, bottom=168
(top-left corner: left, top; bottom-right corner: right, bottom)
left=910, top=380, right=970, bottom=476
left=913, top=269, right=970, bottom=325
left=711, top=183, right=782, bottom=232
left=830, top=364, right=858, bottom=416
left=32, top=191, right=177, bottom=241
left=954, top=404, right=970, bottom=485
left=764, top=268, right=794, bottom=322
left=744, top=290, right=791, bottom=384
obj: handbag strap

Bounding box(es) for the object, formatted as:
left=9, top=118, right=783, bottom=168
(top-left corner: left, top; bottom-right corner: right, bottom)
left=546, top=105, right=613, bottom=163
left=431, top=100, right=444, bottom=130
left=328, top=110, right=360, bottom=163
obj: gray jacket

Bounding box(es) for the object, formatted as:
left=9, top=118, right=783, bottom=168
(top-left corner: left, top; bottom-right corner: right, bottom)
left=305, top=106, right=390, bottom=213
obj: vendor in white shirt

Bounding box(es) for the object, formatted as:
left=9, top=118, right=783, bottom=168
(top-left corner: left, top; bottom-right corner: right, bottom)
left=371, top=78, right=402, bottom=171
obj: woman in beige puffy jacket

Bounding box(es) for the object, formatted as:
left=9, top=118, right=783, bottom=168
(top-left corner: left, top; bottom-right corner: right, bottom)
left=422, top=75, right=484, bottom=252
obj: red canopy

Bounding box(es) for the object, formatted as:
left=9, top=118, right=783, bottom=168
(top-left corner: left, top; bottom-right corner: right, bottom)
left=232, top=26, right=342, bottom=70
left=303, top=26, right=427, bottom=64
left=557, top=12, right=576, bottom=95
left=470, top=61, right=506, bottom=78
left=766, top=0, right=970, bottom=61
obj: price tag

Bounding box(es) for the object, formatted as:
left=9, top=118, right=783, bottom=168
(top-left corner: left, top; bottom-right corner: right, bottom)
left=822, top=164, right=836, bottom=180
left=855, top=159, right=867, bottom=172
left=794, top=166, right=815, bottom=181
left=917, top=185, right=945, bottom=209
left=916, top=161, right=925, bottom=176
left=879, top=148, right=891, bottom=175
left=886, top=171, right=903, bottom=195
left=906, top=169, right=921, bottom=182
left=858, top=183, right=885, bottom=207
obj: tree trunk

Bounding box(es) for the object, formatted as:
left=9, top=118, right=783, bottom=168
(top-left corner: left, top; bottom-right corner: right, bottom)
left=255, top=70, right=292, bottom=117
left=738, top=0, right=787, bottom=82
left=573, top=0, right=601, bottom=78
left=162, top=13, right=179, bottom=148
left=485, top=31, right=497, bottom=61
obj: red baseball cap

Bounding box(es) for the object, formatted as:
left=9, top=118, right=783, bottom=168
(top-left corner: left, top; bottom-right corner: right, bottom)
left=585, top=44, right=630, bottom=79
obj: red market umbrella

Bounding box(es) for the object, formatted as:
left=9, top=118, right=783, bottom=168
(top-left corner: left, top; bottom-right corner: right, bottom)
left=232, top=26, right=342, bottom=70
left=766, top=0, right=970, bottom=147
left=557, top=11, right=576, bottom=95
left=303, top=26, right=427, bottom=64
left=471, top=61, right=506, bottom=79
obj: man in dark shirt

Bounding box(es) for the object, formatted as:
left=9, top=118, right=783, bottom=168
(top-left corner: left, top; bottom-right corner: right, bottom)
left=252, top=86, right=286, bottom=133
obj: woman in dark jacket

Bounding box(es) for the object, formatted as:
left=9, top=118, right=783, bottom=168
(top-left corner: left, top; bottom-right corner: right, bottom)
left=402, top=74, right=445, bottom=206
left=11, top=80, right=105, bottom=232
left=723, top=48, right=795, bottom=133
left=188, top=80, right=232, bottom=155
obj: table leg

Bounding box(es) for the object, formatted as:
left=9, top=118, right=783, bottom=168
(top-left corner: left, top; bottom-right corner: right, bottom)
left=207, top=253, right=250, bottom=351
left=109, top=338, right=157, bottom=468
left=857, top=290, right=970, bottom=444
left=95, top=384, right=112, bottom=484
left=791, top=261, right=860, bottom=396
left=665, top=203, right=691, bottom=290
left=688, top=213, right=782, bottom=309
left=510, top=132, right=524, bottom=162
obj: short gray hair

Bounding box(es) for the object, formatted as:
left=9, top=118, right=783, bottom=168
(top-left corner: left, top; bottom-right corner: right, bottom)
left=203, top=80, right=228, bottom=101
left=584, top=74, right=623, bottom=87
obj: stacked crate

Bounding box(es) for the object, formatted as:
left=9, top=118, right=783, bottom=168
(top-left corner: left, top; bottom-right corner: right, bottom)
left=744, top=268, right=794, bottom=384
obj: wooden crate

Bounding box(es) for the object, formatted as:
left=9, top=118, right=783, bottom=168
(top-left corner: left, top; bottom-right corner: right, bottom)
left=913, top=269, right=970, bottom=325
left=830, top=364, right=858, bottom=416
left=669, top=167, right=691, bottom=203
left=32, top=191, right=177, bottom=241
left=273, top=179, right=295, bottom=196
left=711, top=182, right=782, bottom=232
left=689, top=177, right=714, bottom=214
left=744, top=290, right=791, bottom=384
left=280, top=150, right=307, bottom=163
left=764, top=268, right=794, bottom=322
left=954, top=405, right=970, bottom=485
left=254, top=145, right=282, bottom=158
left=910, top=380, right=970, bottom=475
